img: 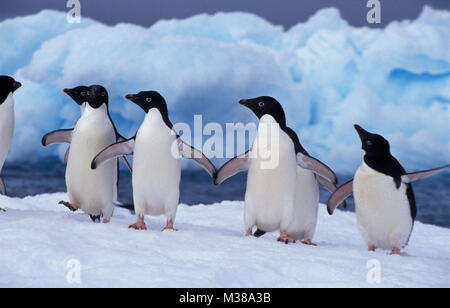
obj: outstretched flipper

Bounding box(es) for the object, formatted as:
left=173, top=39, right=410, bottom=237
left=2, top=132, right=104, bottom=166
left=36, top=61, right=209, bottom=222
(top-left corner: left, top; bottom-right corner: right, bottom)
left=214, top=151, right=251, bottom=185
left=327, top=180, right=354, bottom=215
left=116, top=134, right=133, bottom=173
left=91, top=138, right=135, bottom=170
left=316, top=175, right=347, bottom=208
left=42, top=129, right=73, bottom=146
left=0, top=175, right=6, bottom=195
left=297, top=152, right=337, bottom=184
left=401, top=165, right=449, bottom=184
left=177, top=138, right=216, bottom=179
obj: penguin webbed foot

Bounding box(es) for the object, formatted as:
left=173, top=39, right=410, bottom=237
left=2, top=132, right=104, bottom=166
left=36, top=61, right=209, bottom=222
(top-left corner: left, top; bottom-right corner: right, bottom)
left=162, top=219, right=178, bottom=232
left=301, top=240, right=317, bottom=246
left=0, top=207, right=5, bottom=212
left=128, top=215, right=147, bottom=230
left=277, top=231, right=296, bottom=244
left=59, top=200, right=78, bottom=212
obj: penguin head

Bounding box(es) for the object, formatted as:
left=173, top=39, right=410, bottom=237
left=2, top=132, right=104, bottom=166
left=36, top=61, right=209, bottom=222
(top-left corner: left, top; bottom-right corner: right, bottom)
left=87, top=85, right=108, bottom=109
left=125, top=91, right=168, bottom=115
left=239, top=96, right=286, bottom=126
left=354, top=124, right=390, bottom=157
left=0, top=75, right=22, bottom=103
left=63, top=86, right=88, bottom=106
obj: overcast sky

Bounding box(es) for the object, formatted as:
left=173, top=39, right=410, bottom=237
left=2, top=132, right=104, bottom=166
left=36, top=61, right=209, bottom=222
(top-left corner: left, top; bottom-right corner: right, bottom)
left=0, top=0, right=448, bottom=29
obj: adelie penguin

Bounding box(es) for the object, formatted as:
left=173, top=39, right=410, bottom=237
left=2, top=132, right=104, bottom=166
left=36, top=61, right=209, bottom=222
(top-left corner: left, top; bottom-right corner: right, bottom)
left=42, top=85, right=131, bottom=223
left=214, top=96, right=339, bottom=244
left=0, top=76, right=22, bottom=209
left=326, top=125, right=449, bottom=255
left=91, top=91, right=216, bottom=231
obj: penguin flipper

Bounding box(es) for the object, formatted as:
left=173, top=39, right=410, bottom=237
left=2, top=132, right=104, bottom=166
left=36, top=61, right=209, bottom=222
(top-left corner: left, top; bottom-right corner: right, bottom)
left=42, top=129, right=73, bottom=146
left=119, top=156, right=133, bottom=173
left=91, top=138, right=135, bottom=170
left=317, top=175, right=347, bottom=208
left=401, top=165, right=449, bottom=184
left=327, top=179, right=353, bottom=215
left=297, top=152, right=337, bottom=184
left=215, top=151, right=250, bottom=185
left=64, top=147, right=70, bottom=164
left=0, top=175, right=6, bottom=195
left=177, top=138, right=216, bottom=179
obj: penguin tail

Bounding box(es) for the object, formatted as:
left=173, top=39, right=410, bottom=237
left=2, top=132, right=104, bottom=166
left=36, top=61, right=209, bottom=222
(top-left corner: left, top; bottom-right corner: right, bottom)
left=254, top=229, right=267, bottom=237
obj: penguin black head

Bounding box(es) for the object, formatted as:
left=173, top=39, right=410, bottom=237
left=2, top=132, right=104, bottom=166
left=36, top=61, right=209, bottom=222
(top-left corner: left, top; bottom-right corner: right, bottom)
left=0, top=76, right=22, bottom=104
left=125, top=91, right=168, bottom=115
left=125, top=91, right=172, bottom=128
left=354, top=124, right=390, bottom=158
left=87, top=85, right=108, bottom=109
left=239, top=96, right=286, bottom=127
left=63, top=86, right=88, bottom=106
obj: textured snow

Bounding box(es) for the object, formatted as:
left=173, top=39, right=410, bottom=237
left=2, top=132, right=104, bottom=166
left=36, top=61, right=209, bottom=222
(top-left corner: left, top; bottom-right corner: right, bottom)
left=0, top=7, right=449, bottom=173
left=0, top=193, right=448, bottom=288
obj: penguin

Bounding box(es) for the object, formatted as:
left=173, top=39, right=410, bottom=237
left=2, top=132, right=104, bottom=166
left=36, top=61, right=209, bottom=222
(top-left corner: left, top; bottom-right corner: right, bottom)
left=0, top=76, right=21, bottom=203
left=91, top=91, right=216, bottom=231
left=42, top=85, right=129, bottom=223
left=326, top=125, right=449, bottom=255
left=214, top=96, right=338, bottom=244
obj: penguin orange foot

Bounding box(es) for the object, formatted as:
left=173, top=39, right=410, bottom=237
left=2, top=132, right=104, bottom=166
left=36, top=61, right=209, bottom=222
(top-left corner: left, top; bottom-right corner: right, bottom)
left=59, top=200, right=78, bottom=212
left=277, top=231, right=296, bottom=244
left=391, top=248, right=401, bottom=255
left=162, top=219, right=178, bottom=231
left=129, top=215, right=147, bottom=230
left=301, top=240, right=317, bottom=246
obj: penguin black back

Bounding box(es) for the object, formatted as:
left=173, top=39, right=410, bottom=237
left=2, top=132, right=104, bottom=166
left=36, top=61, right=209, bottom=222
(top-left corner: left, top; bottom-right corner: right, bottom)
left=354, top=124, right=416, bottom=219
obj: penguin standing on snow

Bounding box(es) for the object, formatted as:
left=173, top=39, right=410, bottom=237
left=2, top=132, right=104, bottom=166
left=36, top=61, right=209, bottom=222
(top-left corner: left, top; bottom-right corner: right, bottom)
left=42, top=85, right=130, bottom=223
left=326, top=125, right=449, bottom=255
left=91, top=91, right=216, bottom=231
left=0, top=76, right=22, bottom=205
left=214, top=96, right=338, bottom=244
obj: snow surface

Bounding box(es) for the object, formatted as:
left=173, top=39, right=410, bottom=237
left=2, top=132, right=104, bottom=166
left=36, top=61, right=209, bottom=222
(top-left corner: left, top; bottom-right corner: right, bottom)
left=0, top=7, right=449, bottom=173
left=0, top=193, right=448, bottom=288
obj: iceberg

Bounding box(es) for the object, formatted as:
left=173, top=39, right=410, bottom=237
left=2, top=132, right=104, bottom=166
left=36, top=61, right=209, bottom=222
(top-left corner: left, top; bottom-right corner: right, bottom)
left=0, top=7, right=448, bottom=173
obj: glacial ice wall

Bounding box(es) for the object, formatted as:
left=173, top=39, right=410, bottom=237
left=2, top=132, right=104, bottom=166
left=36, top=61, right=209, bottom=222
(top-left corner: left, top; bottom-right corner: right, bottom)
left=1, top=7, right=449, bottom=173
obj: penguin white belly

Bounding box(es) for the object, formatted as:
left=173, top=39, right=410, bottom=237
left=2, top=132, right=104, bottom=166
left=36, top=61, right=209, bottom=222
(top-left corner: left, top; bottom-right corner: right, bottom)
left=0, top=93, right=15, bottom=173
left=66, top=105, right=117, bottom=218
left=287, top=167, right=319, bottom=240
left=244, top=115, right=297, bottom=233
left=132, top=109, right=180, bottom=219
left=353, top=162, right=413, bottom=250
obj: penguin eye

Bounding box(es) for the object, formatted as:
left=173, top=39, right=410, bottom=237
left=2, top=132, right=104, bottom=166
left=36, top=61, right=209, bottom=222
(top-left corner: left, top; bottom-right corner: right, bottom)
left=258, top=102, right=265, bottom=107
left=86, top=91, right=90, bottom=96
left=101, top=92, right=106, bottom=97
left=81, top=92, right=86, bottom=96
left=146, top=97, right=152, bottom=102
left=366, top=140, right=373, bottom=146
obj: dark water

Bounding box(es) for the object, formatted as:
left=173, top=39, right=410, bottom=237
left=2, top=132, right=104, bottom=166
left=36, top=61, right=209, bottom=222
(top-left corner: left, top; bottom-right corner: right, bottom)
left=2, top=157, right=449, bottom=228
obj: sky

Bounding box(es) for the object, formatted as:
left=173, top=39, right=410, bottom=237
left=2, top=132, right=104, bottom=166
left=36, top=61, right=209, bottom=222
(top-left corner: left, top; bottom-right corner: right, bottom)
left=0, top=0, right=448, bottom=29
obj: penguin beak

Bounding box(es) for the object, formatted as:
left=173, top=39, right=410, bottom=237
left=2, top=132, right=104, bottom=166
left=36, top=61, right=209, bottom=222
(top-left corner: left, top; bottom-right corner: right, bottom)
left=63, top=88, right=72, bottom=94
left=354, top=124, right=370, bottom=141
left=239, top=99, right=248, bottom=106
left=13, top=81, right=22, bottom=91
left=125, top=94, right=136, bottom=101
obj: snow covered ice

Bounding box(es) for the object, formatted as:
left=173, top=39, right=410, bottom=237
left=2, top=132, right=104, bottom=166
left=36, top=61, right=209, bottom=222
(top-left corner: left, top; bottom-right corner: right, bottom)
left=0, top=7, right=449, bottom=173
left=0, top=193, right=448, bottom=287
